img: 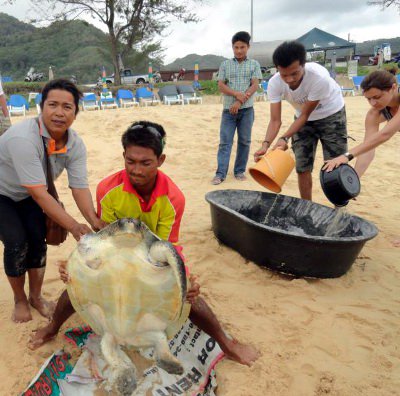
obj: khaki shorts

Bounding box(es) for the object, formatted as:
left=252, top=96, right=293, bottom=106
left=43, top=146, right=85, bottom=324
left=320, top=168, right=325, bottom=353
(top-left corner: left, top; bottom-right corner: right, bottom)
left=291, top=107, right=348, bottom=173
left=0, top=115, right=11, bottom=136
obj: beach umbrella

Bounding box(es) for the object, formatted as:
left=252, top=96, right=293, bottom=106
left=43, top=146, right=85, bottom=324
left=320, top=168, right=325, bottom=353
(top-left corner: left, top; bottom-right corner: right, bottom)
left=193, top=63, right=200, bottom=90
left=148, top=62, right=154, bottom=89
left=102, top=66, right=107, bottom=89
left=148, top=62, right=153, bottom=87
left=48, top=66, right=54, bottom=81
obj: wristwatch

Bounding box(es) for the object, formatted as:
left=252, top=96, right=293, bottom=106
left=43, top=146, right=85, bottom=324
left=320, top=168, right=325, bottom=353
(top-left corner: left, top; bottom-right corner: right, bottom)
left=279, top=136, right=289, bottom=143
left=343, top=152, right=354, bottom=161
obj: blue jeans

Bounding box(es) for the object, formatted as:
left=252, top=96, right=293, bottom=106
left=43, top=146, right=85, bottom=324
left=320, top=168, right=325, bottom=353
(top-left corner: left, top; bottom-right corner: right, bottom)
left=215, top=107, right=254, bottom=179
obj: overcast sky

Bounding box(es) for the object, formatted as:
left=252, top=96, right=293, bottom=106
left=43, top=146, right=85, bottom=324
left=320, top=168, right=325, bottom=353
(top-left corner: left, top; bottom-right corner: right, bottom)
left=2, top=0, right=400, bottom=63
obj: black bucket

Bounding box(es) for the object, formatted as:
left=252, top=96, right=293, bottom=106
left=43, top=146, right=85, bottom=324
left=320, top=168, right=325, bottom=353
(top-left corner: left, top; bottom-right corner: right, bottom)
left=320, top=164, right=360, bottom=207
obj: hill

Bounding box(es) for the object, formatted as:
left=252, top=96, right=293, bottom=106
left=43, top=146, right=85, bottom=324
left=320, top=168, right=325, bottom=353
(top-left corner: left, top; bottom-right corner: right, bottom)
left=163, top=53, right=227, bottom=70
left=1, top=12, right=399, bottom=83
left=355, top=37, right=400, bottom=55
left=0, top=13, right=35, bottom=38
left=0, top=13, right=114, bottom=82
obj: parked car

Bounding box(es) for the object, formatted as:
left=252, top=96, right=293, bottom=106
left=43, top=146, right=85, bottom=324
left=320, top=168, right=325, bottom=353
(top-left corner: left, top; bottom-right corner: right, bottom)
left=391, top=54, right=400, bottom=67
left=101, top=68, right=149, bottom=85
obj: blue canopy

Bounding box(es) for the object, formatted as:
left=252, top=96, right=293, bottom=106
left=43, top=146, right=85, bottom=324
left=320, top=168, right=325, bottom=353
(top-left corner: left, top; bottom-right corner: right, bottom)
left=296, top=28, right=355, bottom=52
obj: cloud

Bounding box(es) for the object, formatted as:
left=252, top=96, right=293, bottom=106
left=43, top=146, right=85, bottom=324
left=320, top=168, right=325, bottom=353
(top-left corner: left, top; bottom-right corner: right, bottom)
left=162, top=0, right=400, bottom=61
left=3, top=0, right=400, bottom=63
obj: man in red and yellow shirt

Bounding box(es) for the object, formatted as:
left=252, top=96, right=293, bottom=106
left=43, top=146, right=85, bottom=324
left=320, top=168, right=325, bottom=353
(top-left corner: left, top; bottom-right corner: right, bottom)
left=97, top=167, right=184, bottom=258
left=30, top=121, right=258, bottom=366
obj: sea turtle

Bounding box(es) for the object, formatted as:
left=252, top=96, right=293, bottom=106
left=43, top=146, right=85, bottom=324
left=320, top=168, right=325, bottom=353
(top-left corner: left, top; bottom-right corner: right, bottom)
left=66, top=218, right=189, bottom=395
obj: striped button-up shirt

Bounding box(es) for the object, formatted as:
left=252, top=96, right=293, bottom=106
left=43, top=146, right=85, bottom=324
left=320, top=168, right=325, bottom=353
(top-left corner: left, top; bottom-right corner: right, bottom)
left=218, top=58, right=262, bottom=110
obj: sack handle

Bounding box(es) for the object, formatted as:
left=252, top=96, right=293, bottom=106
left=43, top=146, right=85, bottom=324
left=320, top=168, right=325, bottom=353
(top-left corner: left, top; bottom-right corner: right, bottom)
left=38, top=118, right=59, bottom=201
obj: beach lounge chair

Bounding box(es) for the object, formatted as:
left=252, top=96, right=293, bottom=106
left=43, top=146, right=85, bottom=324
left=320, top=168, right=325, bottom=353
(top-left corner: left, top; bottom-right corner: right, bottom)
left=176, top=85, right=202, bottom=104
left=352, top=76, right=365, bottom=93
left=116, top=89, right=139, bottom=108
left=99, top=90, right=118, bottom=110
left=158, top=85, right=184, bottom=106
left=8, top=94, right=29, bottom=117
left=135, top=87, right=160, bottom=107
left=28, top=92, right=40, bottom=103
left=82, top=93, right=99, bottom=111
left=35, top=93, right=42, bottom=114
left=255, top=80, right=268, bottom=101
left=341, top=85, right=355, bottom=97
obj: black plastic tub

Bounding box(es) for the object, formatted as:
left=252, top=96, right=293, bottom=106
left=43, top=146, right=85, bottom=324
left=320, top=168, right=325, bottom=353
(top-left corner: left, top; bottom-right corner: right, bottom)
left=205, top=190, right=378, bottom=278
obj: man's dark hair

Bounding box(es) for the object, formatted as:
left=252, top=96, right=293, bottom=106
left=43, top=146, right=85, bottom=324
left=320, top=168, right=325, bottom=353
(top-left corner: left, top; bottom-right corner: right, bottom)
left=122, top=121, right=166, bottom=157
left=40, top=78, right=82, bottom=115
left=273, top=41, right=306, bottom=68
left=232, top=31, right=251, bottom=45
left=361, top=70, right=397, bottom=92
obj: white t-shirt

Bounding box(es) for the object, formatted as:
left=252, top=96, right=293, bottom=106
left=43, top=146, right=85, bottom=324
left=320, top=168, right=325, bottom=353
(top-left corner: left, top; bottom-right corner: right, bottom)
left=0, top=80, right=4, bottom=96
left=268, top=62, right=344, bottom=121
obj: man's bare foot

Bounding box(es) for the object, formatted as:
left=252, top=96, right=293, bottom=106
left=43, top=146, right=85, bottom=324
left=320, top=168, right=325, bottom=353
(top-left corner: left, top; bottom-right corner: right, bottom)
left=12, top=300, right=32, bottom=323
left=29, top=296, right=56, bottom=319
left=28, top=323, right=58, bottom=350
left=392, top=238, right=400, bottom=247
left=221, top=338, right=260, bottom=366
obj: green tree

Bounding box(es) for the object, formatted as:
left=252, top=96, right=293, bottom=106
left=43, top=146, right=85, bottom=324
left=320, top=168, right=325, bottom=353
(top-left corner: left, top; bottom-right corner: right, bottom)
left=23, top=0, right=202, bottom=84
left=367, top=0, right=400, bottom=12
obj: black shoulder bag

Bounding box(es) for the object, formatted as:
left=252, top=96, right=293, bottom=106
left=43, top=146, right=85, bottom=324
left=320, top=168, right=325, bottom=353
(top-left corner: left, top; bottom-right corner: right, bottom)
left=42, top=137, right=68, bottom=245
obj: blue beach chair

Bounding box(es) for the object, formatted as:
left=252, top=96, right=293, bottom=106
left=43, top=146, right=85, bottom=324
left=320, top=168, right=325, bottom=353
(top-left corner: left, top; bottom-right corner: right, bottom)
left=135, top=87, right=160, bottom=107
left=116, top=89, right=138, bottom=108
left=81, top=93, right=99, bottom=111
left=8, top=94, right=29, bottom=117
left=35, top=94, right=42, bottom=114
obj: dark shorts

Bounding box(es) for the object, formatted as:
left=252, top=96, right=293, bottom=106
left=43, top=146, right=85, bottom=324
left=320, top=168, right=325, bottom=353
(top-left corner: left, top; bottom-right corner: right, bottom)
left=291, top=107, right=348, bottom=173
left=0, top=195, right=47, bottom=277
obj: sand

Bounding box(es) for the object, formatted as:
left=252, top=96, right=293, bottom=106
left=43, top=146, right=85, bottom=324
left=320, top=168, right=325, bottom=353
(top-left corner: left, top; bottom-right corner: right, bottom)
left=1, top=95, right=399, bottom=395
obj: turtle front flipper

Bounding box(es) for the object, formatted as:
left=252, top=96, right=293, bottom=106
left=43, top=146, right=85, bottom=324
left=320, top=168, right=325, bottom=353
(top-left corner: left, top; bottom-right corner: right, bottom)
left=148, top=240, right=187, bottom=317
left=100, top=333, right=137, bottom=395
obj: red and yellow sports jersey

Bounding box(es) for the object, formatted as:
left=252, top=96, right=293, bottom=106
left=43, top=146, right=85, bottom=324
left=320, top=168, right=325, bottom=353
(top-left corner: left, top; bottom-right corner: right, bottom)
left=96, top=169, right=185, bottom=255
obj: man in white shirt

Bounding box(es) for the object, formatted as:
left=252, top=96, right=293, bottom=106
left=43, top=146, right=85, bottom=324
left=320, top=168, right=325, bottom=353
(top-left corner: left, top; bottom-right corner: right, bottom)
left=254, top=41, right=348, bottom=201
left=0, top=79, right=11, bottom=136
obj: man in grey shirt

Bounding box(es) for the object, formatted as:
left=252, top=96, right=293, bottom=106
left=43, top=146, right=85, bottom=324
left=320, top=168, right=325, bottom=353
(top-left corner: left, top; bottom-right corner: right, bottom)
left=0, top=79, right=103, bottom=323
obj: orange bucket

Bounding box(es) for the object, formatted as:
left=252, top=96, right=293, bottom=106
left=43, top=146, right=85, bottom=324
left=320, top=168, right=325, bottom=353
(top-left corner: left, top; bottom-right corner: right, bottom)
left=249, top=149, right=295, bottom=193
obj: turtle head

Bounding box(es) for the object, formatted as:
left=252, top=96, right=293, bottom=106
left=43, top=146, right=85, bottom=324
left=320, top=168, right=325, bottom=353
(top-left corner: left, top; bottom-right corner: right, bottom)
left=97, top=218, right=143, bottom=238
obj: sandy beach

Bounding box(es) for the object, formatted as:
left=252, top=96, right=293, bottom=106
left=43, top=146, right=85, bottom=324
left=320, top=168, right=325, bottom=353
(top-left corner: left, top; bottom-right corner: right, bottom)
left=1, top=95, right=399, bottom=395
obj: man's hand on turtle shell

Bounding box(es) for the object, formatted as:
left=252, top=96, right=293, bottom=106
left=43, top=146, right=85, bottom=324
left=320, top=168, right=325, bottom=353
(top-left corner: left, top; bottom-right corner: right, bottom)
left=57, top=260, right=70, bottom=283
left=187, top=275, right=200, bottom=304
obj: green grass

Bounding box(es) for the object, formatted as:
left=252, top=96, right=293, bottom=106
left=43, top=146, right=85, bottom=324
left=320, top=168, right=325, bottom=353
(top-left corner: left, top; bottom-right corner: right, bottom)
left=196, top=80, right=219, bottom=95
left=147, top=80, right=220, bottom=95
left=333, top=64, right=399, bottom=76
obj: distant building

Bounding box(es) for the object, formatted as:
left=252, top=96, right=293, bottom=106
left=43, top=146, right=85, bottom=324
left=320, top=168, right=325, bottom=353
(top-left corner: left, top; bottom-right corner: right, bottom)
left=248, top=40, right=286, bottom=68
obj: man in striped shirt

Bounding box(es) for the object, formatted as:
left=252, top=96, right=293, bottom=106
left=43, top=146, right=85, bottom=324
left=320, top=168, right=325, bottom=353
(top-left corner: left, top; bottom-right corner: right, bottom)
left=212, top=31, right=263, bottom=185
left=31, top=121, right=259, bottom=366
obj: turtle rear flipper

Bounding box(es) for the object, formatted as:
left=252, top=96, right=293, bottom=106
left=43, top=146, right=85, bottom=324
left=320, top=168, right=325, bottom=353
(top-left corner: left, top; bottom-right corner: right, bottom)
left=152, top=331, right=184, bottom=375
left=101, top=333, right=138, bottom=395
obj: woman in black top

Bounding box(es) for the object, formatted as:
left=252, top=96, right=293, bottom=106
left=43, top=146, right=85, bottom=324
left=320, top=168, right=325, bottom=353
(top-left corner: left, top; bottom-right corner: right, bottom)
left=324, top=69, right=399, bottom=177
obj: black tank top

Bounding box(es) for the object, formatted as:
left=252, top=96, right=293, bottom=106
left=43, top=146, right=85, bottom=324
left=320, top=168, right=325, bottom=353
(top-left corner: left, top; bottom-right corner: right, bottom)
left=380, top=107, right=393, bottom=121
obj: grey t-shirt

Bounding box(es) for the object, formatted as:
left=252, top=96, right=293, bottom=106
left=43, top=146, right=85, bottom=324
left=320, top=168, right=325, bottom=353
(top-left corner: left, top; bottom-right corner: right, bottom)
left=0, top=116, right=88, bottom=201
